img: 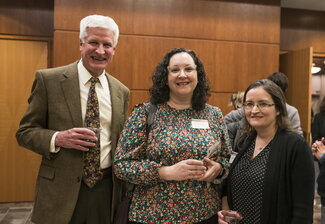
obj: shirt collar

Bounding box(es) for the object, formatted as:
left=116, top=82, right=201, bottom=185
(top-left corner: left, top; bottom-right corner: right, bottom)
left=77, top=60, right=106, bottom=87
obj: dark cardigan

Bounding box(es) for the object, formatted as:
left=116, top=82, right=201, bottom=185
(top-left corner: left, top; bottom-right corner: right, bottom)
left=227, top=130, right=315, bottom=224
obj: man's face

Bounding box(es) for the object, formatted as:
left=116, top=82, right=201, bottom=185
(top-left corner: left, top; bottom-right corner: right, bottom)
left=80, top=27, right=116, bottom=77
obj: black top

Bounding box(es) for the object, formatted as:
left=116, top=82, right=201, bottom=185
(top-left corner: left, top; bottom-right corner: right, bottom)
left=230, top=140, right=270, bottom=224
left=227, top=130, right=314, bottom=224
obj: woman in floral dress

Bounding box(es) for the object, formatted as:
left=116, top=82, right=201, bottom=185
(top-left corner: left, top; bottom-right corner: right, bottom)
left=114, top=48, right=231, bottom=223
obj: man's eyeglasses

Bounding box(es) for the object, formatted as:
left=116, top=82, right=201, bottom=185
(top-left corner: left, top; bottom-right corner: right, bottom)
left=167, top=65, right=197, bottom=76
left=243, top=101, right=275, bottom=110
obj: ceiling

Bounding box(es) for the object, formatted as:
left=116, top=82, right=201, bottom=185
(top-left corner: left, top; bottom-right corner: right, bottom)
left=281, top=0, right=325, bottom=11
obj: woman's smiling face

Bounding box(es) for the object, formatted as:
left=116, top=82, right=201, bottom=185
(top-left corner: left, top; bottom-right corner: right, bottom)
left=167, top=52, right=198, bottom=100
left=244, top=87, right=279, bottom=132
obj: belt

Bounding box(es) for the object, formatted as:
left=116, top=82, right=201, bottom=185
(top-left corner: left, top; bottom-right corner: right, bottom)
left=101, top=167, right=112, bottom=179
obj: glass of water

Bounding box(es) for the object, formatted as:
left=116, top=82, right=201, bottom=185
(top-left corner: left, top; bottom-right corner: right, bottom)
left=223, top=210, right=242, bottom=224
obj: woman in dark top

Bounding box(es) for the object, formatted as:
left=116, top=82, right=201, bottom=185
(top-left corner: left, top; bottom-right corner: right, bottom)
left=312, top=138, right=325, bottom=224
left=218, top=79, right=314, bottom=224
left=312, top=97, right=325, bottom=224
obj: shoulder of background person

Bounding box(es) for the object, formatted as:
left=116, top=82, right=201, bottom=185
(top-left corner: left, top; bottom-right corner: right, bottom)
left=224, top=107, right=244, bottom=124
left=285, top=103, right=303, bottom=134
left=285, top=103, right=298, bottom=116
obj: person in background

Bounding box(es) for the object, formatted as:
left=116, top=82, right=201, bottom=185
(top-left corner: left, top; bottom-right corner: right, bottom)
left=312, top=96, right=325, bottom=224
left=267, top=72, right=303, bottom=135
left=312, top=138, right=325, bottom=224
left=229, top=91, right=245, bottom=110
left=218, top=79, right=314, bottom=223
left=16, top=15, right=129, bottom=224
left=224, top=92, right=244, bottom=149
left=114, top=48, right=231, bottom=223
left=224, top=92, right=245, bottom=125
left=312, top=97, right=325, bottom=143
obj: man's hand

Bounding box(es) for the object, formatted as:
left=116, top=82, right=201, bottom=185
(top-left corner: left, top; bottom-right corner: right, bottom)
left=55, top=128, right=97, bottom=151
left=158, top=159, right=207, bottom=181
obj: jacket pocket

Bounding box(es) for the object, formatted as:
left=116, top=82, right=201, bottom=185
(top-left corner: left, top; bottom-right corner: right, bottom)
left=39, top=165, right=55, bottom=180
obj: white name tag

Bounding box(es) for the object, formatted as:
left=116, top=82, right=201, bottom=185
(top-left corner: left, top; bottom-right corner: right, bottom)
left=229, top=151, right=238, bottom=164
left=191, top=119, right=210, bottom=129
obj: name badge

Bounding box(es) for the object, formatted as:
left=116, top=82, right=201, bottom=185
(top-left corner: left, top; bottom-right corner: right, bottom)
left=191, top=119, right=210, bottom=129
left=229, top=151, right=238, bottom=164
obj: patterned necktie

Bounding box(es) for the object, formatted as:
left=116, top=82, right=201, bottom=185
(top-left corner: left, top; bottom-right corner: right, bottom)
left=83, top=77, right=102, bottom=188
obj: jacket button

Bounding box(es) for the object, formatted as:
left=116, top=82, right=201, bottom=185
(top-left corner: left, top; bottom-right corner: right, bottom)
left=76, top=177, right=81, bottom=182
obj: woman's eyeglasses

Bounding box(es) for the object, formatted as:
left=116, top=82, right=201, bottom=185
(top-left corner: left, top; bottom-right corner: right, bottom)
left=167, top=65, right=197, bottom=76
left=243, top=101, right=275, bottom=111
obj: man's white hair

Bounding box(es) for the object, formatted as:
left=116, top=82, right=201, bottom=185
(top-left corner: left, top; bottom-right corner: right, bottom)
left=80, top=14, right=119, bottom=47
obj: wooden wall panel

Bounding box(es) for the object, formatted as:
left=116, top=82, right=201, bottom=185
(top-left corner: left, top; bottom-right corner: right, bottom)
left=281, top=28, right=325, bottom=53
left=54, top=0, right=280, bottom=44
left=129, top=90, right=151, bottom=113
left=208, top=92, right=236, bottom=116
left=53, top=0, right=281, bottom=114
left=54, top=32, right=279, bottom=93
left=0, top=0, right=53, bottom=37
left=0, top=38, right=47, bottom=202
left=281, top=8, right=325, bottom=53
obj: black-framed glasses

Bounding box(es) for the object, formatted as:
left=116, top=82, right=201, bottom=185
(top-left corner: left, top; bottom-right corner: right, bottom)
left=167, top=65, right=197, bottom=76
left=243, top=101, right=275, bottom=110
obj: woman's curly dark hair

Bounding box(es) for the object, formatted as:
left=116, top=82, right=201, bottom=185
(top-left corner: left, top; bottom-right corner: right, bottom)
left=149, top=48, right=210, bottom=111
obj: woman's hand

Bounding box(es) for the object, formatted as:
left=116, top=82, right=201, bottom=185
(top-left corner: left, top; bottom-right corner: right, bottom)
left=217, top=210, right=228, bottom=224
left=158, top=159, right=207, bottom=181
left=217, top=210, right=242, bottom=224
left=197, top=158, right=223, bottom=182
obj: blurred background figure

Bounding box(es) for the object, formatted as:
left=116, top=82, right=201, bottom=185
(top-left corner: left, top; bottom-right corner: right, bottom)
left=267, top=72, right=303, bottom=135
left=229, top=91, right=245, bottom=110
left=312, top=97, right=325, bottom=143
left=312, top=138, right=325, bottom=224
left=224, top=92, right=245, bottom=150
left=224, top=92, right=245, bottom=124
left=218, top=79, right=314, bottom=224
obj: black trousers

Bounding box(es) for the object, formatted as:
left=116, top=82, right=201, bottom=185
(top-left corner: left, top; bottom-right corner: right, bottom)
left=70, top=170, right=113, bottom=224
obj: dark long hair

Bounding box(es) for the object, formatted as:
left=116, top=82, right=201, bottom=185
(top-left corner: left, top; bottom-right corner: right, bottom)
left=239, top=79, right=293, bottom=141
left=149, top=48, right=210, bottom=111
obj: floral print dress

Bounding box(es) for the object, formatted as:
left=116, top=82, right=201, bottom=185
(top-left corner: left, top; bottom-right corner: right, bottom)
left=114, top=103, right=231, bottom=223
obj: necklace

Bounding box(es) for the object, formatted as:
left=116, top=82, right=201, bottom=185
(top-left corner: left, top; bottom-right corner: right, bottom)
left=255, top=137, right=273, bottom=151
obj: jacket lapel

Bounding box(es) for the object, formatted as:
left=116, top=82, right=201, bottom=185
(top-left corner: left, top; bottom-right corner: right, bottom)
left=60, top=62, right=83, bottom=127
left=106, top=74, right=123, bottom=154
